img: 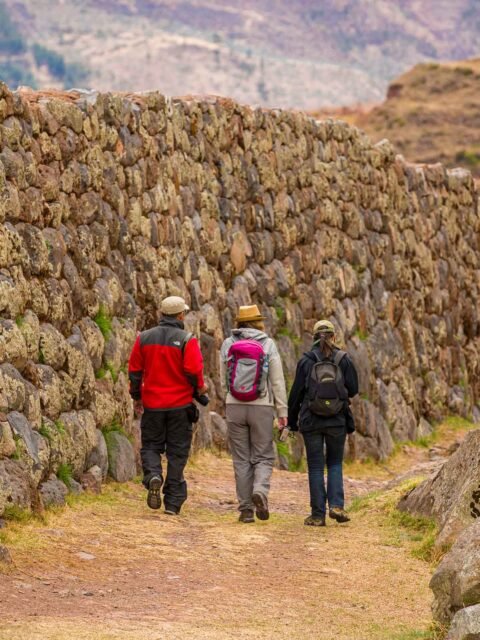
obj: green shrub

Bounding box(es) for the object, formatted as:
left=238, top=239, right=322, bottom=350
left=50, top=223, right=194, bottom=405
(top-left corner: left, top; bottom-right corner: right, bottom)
left=11, top=438, right=23, bottom=460
left=275, top=302, right=286, bottom=323
left=38, top=422, right=52, bottom=442
left=455, top=149, right=480, bottom=167
left=94, top=305, right=112, bottom=340
left=454, top=66, right=474, bottom=76
left=347, top=490, right=383, bottom=514
left=354, top=328, right=368, bottom=341
left=2, top=504, right=33, bottom=523
left=95, top=362, right=119, bottom=383
left=57, top=463, right=73, bottom=488
left=54, top=419, right=66, bottom=435
left=443, top=415, right=474, bottom=430
left=277, top=326, right=301, bottom=346
left=102, top=417, right=132, bottom=442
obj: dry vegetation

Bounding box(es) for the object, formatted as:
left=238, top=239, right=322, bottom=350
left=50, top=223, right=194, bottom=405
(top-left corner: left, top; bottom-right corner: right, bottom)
left=313, top=58, right=480, bottom=178
left=0, top=456, right=454, bottom=639
left=2, top=418, right=475, bottom=639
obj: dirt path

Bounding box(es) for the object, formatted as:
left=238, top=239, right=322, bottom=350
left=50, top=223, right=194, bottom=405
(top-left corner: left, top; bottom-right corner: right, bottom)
left=0, top=450, right=438, bottom=640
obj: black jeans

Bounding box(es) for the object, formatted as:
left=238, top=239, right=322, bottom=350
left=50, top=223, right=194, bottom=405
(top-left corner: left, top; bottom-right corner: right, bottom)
left=140, top=408, right=193, bottom=512
left=302, top=427, right=347, bottom=518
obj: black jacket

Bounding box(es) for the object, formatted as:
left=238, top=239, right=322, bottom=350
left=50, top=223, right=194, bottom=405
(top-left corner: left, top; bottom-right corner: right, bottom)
left=287, top=347, right=359, bottom=432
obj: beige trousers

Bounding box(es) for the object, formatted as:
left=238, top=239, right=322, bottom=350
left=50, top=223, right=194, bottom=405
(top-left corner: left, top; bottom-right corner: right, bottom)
left=226, top=404, right=275, bottom=512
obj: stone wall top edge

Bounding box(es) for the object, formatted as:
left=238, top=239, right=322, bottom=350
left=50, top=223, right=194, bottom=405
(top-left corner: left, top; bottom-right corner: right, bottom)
left=0, top=81, right=477, bottom=193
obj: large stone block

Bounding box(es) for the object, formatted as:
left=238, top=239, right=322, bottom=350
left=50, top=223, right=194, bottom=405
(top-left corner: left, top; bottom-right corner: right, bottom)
left=39, top=474, right=69, bottom=508
left=105, top=431, right=136, bottom=482
left=431, top=520, right=480, bottom=624
left=447, top=604, right=480, bottom=640
left=86, top=429, right=109, bottom=480
left=398, top=430, right=480, bottom=547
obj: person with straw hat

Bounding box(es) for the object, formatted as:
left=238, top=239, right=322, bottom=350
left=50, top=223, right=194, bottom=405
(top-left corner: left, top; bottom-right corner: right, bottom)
left=287, top=319, right=358, bottom=527
left=128, top=295, right=207, bottom=515
left=220, top=304, right=288, bottom=523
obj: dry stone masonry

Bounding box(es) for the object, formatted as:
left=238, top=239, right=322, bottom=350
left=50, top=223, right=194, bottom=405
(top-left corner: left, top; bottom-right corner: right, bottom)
left=0, top=83, right=479, bottom=516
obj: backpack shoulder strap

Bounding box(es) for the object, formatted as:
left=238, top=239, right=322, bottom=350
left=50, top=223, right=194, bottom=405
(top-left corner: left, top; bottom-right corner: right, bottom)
left=309, top=350, right=323, bottom=363
left=333, top=350, right=347, bottom=366
left=181, top=332, right=193, bottom=354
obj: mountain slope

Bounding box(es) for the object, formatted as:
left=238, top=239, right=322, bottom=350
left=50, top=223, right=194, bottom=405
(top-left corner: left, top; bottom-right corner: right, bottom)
left=315, top=58, right=480, bottom=177
left=1, top=0, right=480, bottom=108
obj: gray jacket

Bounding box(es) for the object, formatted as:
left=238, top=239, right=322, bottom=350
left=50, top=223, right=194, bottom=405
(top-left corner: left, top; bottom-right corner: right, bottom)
left=219, top=328, right=288, bottom=418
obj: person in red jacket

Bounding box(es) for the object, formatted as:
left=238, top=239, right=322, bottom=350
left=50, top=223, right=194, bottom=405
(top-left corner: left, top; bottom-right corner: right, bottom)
left=128, top=296, right=207, bottom=514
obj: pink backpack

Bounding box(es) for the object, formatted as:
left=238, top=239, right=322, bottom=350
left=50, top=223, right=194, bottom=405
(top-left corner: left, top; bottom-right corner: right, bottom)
left=227, top=339, right=267, bottom=402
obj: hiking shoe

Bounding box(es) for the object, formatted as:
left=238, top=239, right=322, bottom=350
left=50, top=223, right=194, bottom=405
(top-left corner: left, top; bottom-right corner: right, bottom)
left=329, top=507, right=350, bottom=523
left=164, top=506, right=180, bottom=516
left=147, top=476, right=163, bottom=510
left=304, top=515, right=326, bottom=527
left=252, top=492, right=269, bottom=521
left=238, top=509, right=255, bottom=524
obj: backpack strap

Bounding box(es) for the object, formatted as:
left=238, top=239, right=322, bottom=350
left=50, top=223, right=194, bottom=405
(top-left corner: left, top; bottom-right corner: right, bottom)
left=181, top=332, right=193, bottom=354
left=333, top=350, right=347, bottom=366
left=181, top=332, right=196, bottom=391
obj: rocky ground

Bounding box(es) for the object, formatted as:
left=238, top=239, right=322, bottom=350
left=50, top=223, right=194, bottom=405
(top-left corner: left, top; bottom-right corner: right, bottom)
left=0, top=435, right=467, bottom=640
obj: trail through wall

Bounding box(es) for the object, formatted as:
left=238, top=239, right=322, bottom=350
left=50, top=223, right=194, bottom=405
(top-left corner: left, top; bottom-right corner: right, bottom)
left=0, top=84, right=479, bottom=513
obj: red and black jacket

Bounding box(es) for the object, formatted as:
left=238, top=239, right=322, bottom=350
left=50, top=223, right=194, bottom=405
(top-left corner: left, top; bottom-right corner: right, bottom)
left=128, top=318, right=205, bottom=410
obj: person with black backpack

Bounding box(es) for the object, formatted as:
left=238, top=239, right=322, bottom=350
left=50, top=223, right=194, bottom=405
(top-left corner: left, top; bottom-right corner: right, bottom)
left=286, top=320, right=358, bottom=527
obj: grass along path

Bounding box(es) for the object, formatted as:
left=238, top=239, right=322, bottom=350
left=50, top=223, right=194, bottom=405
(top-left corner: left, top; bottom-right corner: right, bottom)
left=0, top=446, right=452, bottom=640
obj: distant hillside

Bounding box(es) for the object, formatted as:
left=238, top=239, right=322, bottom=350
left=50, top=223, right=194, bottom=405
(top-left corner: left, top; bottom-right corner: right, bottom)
left=314, top=59, right=480, bottom=177
left=0, top=0, right=480, bottom=109
left=0, top=1, right=88, bottom=90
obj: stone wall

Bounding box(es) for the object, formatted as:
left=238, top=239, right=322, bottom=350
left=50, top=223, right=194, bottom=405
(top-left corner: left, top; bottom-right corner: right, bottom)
left=0, top=83, right=479, bottom=514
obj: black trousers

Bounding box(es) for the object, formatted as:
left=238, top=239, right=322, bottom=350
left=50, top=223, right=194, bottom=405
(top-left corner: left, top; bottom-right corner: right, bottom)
left=140, top=408, right=193, bottom=512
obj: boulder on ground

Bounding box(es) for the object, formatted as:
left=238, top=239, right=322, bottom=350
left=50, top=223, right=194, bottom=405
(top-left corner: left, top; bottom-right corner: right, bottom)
left=348, top=397, right=394, bottom=461
left=81, top=465, right=102, bottom=494
left=86, top=429, right=109, bottom=479
left=0, top=544, right=12, bottom=564
left=105, top=431, right=136, bottom=482
left=447, top=604, right=480, bottom=640
left=0, top=458, right=35, bottom=515
left=430, top=520, right=480, bottom=624
left=39, top=474, right=69, bottom=507
left=69, top=478, right=83, bottom=495
left=210, top=411, right=228, bottom=451
left=398, top=429, right=480, bottom=547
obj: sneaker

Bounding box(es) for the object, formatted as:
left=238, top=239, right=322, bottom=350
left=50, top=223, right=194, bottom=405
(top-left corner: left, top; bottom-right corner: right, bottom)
left=146, top=476, right=163, bottom=510
left=252, top=492, right=269, bottom=521
left=329, top=507, right=350, bottom=523
left=238, top=509, right=255, bottom=524
left=164, top=506, right=179, bottom=516
left=304, top=515, right=326, bottom=527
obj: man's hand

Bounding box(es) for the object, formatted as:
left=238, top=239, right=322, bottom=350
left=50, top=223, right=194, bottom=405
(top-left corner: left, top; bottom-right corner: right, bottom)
left=133, top=399, right=144, bottom=416
left=198, top=384, right=209, bottom=395
left=278, top=417, right=288, bottom=430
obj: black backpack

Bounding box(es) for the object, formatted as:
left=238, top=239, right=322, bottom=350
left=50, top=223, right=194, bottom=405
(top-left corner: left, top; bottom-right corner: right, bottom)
left=308, top=350, right=348, bottom=417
